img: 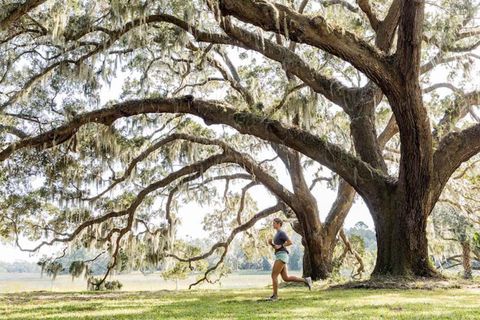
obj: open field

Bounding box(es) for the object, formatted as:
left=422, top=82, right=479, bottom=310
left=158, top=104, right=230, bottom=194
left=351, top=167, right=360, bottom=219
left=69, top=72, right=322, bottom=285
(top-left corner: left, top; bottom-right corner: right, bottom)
left=2, top=272, right=480, bottom=319
left=0, top=271, right=297, bottom=293
left=1, top=287, right=480, bottom=319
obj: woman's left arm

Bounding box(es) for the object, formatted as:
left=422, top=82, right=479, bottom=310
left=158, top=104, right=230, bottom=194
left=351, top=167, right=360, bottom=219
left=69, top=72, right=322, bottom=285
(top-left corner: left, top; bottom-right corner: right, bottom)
left=283, top=239, right=293, bottom=247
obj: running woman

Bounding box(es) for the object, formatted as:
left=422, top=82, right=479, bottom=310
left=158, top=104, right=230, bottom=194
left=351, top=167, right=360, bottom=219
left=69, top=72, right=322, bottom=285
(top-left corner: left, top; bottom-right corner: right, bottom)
left=267, top=217, right=312, bottom=301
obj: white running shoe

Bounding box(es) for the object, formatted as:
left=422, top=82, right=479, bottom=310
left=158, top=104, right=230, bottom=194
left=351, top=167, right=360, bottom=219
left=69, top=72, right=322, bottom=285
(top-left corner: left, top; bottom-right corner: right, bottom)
left=304, top=277, right=313, bottom=290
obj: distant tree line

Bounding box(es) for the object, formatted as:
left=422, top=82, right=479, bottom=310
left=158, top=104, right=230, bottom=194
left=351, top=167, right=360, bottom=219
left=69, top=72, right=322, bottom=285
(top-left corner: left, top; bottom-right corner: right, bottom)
left=0, top=261, right=40, bottom=273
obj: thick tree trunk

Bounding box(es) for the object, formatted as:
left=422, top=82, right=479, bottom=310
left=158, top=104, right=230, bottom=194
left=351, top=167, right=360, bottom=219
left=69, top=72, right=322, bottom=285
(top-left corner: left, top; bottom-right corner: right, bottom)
left=307, top=235, right=337, bottom=280
left=274, top=144, right=340, bottom=280
left=293, top=220, right=336, bottom=280
left=300, top=233, right=336, bottom=280
left=301, top=239, right=312, bottom=278
left=371, top=196, right=437, bottom=277
left=461, top=241, right=472, bottom=280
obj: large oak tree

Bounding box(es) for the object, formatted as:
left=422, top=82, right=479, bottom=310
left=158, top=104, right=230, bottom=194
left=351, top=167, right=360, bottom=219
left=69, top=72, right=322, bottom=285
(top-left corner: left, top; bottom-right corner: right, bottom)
left=1, top=0, right=479, bottom=282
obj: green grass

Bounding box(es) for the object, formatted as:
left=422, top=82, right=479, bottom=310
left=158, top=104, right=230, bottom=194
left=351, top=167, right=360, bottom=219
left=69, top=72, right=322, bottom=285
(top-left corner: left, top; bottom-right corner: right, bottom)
left=1, top=287, right=480, bottom=319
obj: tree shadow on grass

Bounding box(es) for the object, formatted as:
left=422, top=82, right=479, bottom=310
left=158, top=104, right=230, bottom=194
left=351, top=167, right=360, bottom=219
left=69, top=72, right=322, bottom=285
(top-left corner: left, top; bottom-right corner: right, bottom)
left=2, top=288, right=480, bottom=320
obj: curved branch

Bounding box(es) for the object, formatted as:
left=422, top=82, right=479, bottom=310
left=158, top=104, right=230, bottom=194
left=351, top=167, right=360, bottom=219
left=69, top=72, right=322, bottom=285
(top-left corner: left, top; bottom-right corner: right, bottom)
left=188, top=247, right=228, bottom=289
left=0, top=125, right=28, bottom=139
left=309, top=176, right=333, bottom=191
left=86, top=133, right=220, bottom=201
left=14, top=152, right=232, bottom=253
left=356, top=0, right=379, bottom=31
left=323, top=0, right=359, bottom=13
left=423, top=83, right=462, bottom=94
left=219, top=18, right=356, bottom=110
left=432, top=123, right=480, bottom=205
left=0, top=97, right=385, bottom=198
left=168, top=202, right=283, bottom=288
left=205, top=53, right=255, bottom=106
left=236, top=181, right=259, bottom=224
left=324, top=179, right=356, bottom=236
left=189, top=173, right=253, bottom=189
left=169, top=203, right=282, bottom=264
left=216, top=0, right=397, bottom=93
left=165, top=171, right=204, bottom=232
left=0, top=0, right=47, bottom=30
left=339, top=229, right=365, bottom=278
left=173, top=77, right=226, bottom=95
left=84, top=251, right=106, bottom=264
left=433, top=90, right=480, bottom=140
left=421, top=53, right=480, bottom=74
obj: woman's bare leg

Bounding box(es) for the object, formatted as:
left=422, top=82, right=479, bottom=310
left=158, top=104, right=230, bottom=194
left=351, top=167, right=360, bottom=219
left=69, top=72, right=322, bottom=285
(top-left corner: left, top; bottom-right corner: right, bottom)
left=281, top=264, right=307, bottom=284
left=271, top=260, right=285, bottom=296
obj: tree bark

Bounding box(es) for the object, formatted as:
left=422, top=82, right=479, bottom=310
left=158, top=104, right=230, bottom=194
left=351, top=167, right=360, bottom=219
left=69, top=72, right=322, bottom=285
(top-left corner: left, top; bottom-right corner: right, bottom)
left=371, top=194, right=437, bottom=277
left=294, top=220, right=337, bottom=280
left=461, top=241, right=472, bottom=280
left=365, top=0, right=440, bottom=278
left=304, top=233, right=337, bottom=280
left=0, top=0, right=47, bottom=30
left=289, top=178, right=354, bottom=280
left=301, top=242, right=312, bottom=278
left=276, top=145, right=336, bottom=280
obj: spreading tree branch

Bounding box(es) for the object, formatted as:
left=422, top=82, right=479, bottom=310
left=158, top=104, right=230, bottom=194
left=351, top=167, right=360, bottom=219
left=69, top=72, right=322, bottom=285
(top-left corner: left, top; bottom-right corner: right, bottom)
left=432, top=123, right=480, bottom=204
left=0, top=0, right=47, bottom=30
left=0, top=97, right=385, bottom=197
left=433, top=90, right=480, bottom=140
left=168, top=202, right=283, bottom=288
left=0, top=125, right=28, bottom=139
left=356, top=0, right=380, bottom=31
left=13, top=152, right=233, bottom=252
left=215, top=0, right=397, bottom=94
left=218, top=18, right=357, bottom=110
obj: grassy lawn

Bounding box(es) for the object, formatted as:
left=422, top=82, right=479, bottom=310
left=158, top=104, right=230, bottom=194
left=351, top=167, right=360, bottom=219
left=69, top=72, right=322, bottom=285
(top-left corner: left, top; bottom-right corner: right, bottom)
left=1, top=287, right=480, bottom=319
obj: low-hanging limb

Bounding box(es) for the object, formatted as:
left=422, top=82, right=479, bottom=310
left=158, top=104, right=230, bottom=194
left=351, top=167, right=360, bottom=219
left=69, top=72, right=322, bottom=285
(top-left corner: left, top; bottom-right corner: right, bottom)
left=84, top=133, right=223, bottom=201
left=10, top=152, right=234, bottom=253
left=0, top=97, right=386, bottom=198
left=32, top=131, right=305, bottom=278
left=130, top=133, right=300, bottom=210
left=8, top=148, right=262, bottom=286
left=168, top=202, right=284, bottom=288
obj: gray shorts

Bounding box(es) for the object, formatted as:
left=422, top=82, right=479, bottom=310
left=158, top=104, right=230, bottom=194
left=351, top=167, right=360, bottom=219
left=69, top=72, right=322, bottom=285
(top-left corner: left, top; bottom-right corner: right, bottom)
left=274, top=251, right=289, bottom=264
